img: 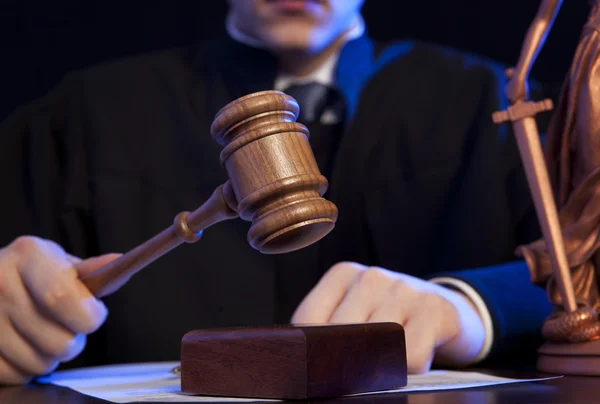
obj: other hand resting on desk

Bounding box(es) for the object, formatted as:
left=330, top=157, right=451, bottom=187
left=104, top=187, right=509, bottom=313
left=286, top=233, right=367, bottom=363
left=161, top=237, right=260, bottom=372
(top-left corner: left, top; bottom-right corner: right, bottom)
left=0, top=236, right=120, bottom=385
left=291, top=262, right=487, bottom=373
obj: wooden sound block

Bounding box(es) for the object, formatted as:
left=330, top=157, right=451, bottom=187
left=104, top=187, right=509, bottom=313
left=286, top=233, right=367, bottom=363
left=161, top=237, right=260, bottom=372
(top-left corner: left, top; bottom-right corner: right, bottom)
left=180, top=323, right=407, bottom=399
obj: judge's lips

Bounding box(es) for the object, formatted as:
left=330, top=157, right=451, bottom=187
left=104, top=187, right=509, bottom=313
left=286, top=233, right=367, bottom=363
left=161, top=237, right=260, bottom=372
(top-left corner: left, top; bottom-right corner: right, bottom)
left=265, top=0, right=326, bottom=14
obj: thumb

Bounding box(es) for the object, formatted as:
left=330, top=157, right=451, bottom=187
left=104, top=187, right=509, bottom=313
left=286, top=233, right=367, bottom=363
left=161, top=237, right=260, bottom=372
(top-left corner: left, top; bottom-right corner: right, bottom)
left=73, top=253, right=123, bottom=278
left=75, top=253, right=132, bottom=297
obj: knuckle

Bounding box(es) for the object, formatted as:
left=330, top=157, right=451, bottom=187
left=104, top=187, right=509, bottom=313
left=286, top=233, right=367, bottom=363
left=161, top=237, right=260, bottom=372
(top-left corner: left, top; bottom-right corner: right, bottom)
left=357, top=267, right=388, bottom=290
left=421, top=291, right=447, bottom=310
left=391, top=280, right=413, bottom=300
left=420, top=292, right=457, bottom=319
left=60, top=265, right=78, bottom=282
left=40, top=281, right=72, bottom=312
left=327, top=261, right=361, bottom=280
left=0, top=269, right=12, bottom=304
left=9, top=236, right=43, bottom=257
left=0, top=260, right=19, bottom=308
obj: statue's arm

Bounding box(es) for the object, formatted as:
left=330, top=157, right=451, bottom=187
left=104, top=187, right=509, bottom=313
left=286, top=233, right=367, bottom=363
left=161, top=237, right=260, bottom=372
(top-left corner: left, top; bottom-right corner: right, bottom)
left=505, top=0, right=563, bottom=103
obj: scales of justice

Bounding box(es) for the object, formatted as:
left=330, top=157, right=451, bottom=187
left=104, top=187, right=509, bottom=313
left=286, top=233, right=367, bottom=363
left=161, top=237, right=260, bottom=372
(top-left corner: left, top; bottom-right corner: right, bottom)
left=68, top=0, right=600, bottom=399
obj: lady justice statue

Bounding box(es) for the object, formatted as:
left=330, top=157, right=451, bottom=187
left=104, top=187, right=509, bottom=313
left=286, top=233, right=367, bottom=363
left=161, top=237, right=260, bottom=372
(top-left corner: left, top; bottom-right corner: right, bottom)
left=493, top=0, right=600, bottom=374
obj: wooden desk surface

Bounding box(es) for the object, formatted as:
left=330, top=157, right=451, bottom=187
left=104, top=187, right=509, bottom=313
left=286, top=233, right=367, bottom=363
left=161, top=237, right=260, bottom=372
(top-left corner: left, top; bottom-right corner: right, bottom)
left=0, top=369, right=596, bottom=404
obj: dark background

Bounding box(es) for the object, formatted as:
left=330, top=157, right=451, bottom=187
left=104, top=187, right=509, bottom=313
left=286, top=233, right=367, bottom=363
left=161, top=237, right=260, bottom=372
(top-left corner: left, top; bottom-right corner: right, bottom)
left=0, top=1, right=593, bottom=121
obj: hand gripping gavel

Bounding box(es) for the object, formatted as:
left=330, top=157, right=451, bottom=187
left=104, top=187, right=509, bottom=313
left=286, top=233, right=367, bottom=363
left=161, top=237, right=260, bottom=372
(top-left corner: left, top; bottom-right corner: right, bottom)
left=80, top=90, right=339, bottom=297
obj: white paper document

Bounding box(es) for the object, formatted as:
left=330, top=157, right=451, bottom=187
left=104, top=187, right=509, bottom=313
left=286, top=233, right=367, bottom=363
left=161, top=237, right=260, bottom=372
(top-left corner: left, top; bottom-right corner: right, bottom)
left=36, top=361, right=560, bottom=403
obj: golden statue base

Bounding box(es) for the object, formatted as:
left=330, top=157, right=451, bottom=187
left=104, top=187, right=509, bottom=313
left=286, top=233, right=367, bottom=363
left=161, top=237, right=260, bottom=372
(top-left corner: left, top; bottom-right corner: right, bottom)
left=538, top=339, right=600, bottom=376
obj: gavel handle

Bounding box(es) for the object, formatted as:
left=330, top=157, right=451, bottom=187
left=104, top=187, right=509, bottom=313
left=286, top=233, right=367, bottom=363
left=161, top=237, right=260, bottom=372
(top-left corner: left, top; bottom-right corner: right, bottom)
left=80, top=182, right=239, bottom=298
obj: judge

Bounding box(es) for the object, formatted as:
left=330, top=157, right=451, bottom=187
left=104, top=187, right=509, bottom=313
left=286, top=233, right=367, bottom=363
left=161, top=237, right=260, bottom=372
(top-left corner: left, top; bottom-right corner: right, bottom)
left=0, top=0, right=551, bottom=385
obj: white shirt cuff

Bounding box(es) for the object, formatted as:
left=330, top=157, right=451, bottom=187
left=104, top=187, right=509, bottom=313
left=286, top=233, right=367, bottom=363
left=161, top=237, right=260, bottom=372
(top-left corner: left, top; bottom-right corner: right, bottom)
left=429, top=276, right=494, bottom=363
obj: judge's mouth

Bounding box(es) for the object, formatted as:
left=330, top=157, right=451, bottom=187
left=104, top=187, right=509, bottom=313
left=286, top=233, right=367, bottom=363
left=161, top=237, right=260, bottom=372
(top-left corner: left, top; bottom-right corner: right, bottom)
left=265, top=0, right=326, bottom=14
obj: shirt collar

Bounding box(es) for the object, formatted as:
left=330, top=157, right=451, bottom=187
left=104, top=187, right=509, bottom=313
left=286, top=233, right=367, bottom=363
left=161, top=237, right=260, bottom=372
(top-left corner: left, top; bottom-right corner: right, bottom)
left=226, top=13, right=365, bottom=90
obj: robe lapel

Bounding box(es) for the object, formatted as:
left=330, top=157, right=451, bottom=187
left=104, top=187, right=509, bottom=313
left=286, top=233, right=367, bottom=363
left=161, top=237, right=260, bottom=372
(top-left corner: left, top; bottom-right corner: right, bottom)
left=201, top=33, right=278, bottom=119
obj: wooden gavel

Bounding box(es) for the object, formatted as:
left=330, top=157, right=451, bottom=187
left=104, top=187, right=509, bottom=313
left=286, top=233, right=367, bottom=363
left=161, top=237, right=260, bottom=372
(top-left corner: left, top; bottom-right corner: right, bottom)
left=80, top=90, right=339, bottom=297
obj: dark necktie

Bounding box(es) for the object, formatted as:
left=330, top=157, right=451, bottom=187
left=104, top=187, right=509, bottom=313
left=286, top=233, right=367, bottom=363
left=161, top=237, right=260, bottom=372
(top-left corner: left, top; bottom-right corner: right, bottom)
left=282, top=82, right=346, bottom=180
left=284, top=82, right=345, bottom=125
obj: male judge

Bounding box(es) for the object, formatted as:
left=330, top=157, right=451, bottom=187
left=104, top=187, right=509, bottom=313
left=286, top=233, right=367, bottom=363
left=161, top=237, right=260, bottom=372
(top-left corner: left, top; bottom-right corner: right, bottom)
left=0, top=0, right=551, bottom=384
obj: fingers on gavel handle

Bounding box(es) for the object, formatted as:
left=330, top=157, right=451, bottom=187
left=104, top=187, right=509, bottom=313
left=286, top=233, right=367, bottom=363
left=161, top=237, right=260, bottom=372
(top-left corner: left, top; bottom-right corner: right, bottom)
left=81, top=225, right=187, bottom=298
left=80, top=182, right=239, bottom=298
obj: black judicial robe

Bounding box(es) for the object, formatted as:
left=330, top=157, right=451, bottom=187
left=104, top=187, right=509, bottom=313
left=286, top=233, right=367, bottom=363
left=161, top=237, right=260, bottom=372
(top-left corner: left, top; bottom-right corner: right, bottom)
left=0, top=33, right=552, bottom=369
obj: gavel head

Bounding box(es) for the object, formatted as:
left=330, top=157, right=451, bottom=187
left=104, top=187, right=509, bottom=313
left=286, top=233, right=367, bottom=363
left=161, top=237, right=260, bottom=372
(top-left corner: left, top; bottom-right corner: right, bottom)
left=210, top=90, right=338, bottom=254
